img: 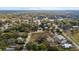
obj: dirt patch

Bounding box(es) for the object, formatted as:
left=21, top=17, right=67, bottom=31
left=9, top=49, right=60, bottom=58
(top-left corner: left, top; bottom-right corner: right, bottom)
left=30, top=31, right=51, bottom=42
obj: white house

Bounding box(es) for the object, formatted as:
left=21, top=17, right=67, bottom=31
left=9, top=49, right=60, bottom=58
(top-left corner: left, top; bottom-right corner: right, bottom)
left=61, top=43, right=72, bottom=48
left=72, top=26, right=79, bottom=29
left=48, top=19, right=54, bottom=23
left=72, top=26, right=79, bottom=28
left=17, top=37, right=24, bottom=43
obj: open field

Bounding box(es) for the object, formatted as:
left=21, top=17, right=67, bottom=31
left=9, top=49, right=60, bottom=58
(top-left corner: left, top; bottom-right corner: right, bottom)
left=71, top=32, right=79, bottom=45
left=65, top=31, right=79, bottom=45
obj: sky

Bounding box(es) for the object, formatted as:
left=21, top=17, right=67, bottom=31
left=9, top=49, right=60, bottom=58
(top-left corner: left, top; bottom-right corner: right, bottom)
left=0, top=7, right=79, bottom=10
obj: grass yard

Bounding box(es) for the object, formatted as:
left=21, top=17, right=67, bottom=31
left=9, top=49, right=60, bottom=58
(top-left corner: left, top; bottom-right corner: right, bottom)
left=71, top=32, right=79, bottom=45
left=65, top=31, right=79, bottom=45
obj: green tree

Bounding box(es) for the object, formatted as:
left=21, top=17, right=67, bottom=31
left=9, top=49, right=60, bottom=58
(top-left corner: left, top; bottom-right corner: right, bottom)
left=38, top=43, right=46, bottom=50
left=56, top=29, right=62, bottom=35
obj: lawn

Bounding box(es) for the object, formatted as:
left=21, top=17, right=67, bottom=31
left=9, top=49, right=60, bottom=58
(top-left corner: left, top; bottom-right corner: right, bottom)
left=65, top=31, right=79, bottom=45
left=71, top=32, right=79, bottom=45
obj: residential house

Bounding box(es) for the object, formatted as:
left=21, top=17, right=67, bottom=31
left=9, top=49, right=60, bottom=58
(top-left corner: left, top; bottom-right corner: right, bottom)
left=61, top=43, right=72, bottom=48
left=54, top=35, right=66, bottom=44
left=72, top=26, right=79, bottom=29
left=16, top=37, right=24, bottom=44
left=54, top=34, right=72, bottom=48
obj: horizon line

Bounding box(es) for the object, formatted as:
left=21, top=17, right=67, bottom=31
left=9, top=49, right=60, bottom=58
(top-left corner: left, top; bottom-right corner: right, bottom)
left=0, top=7, right=79, bottom=10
